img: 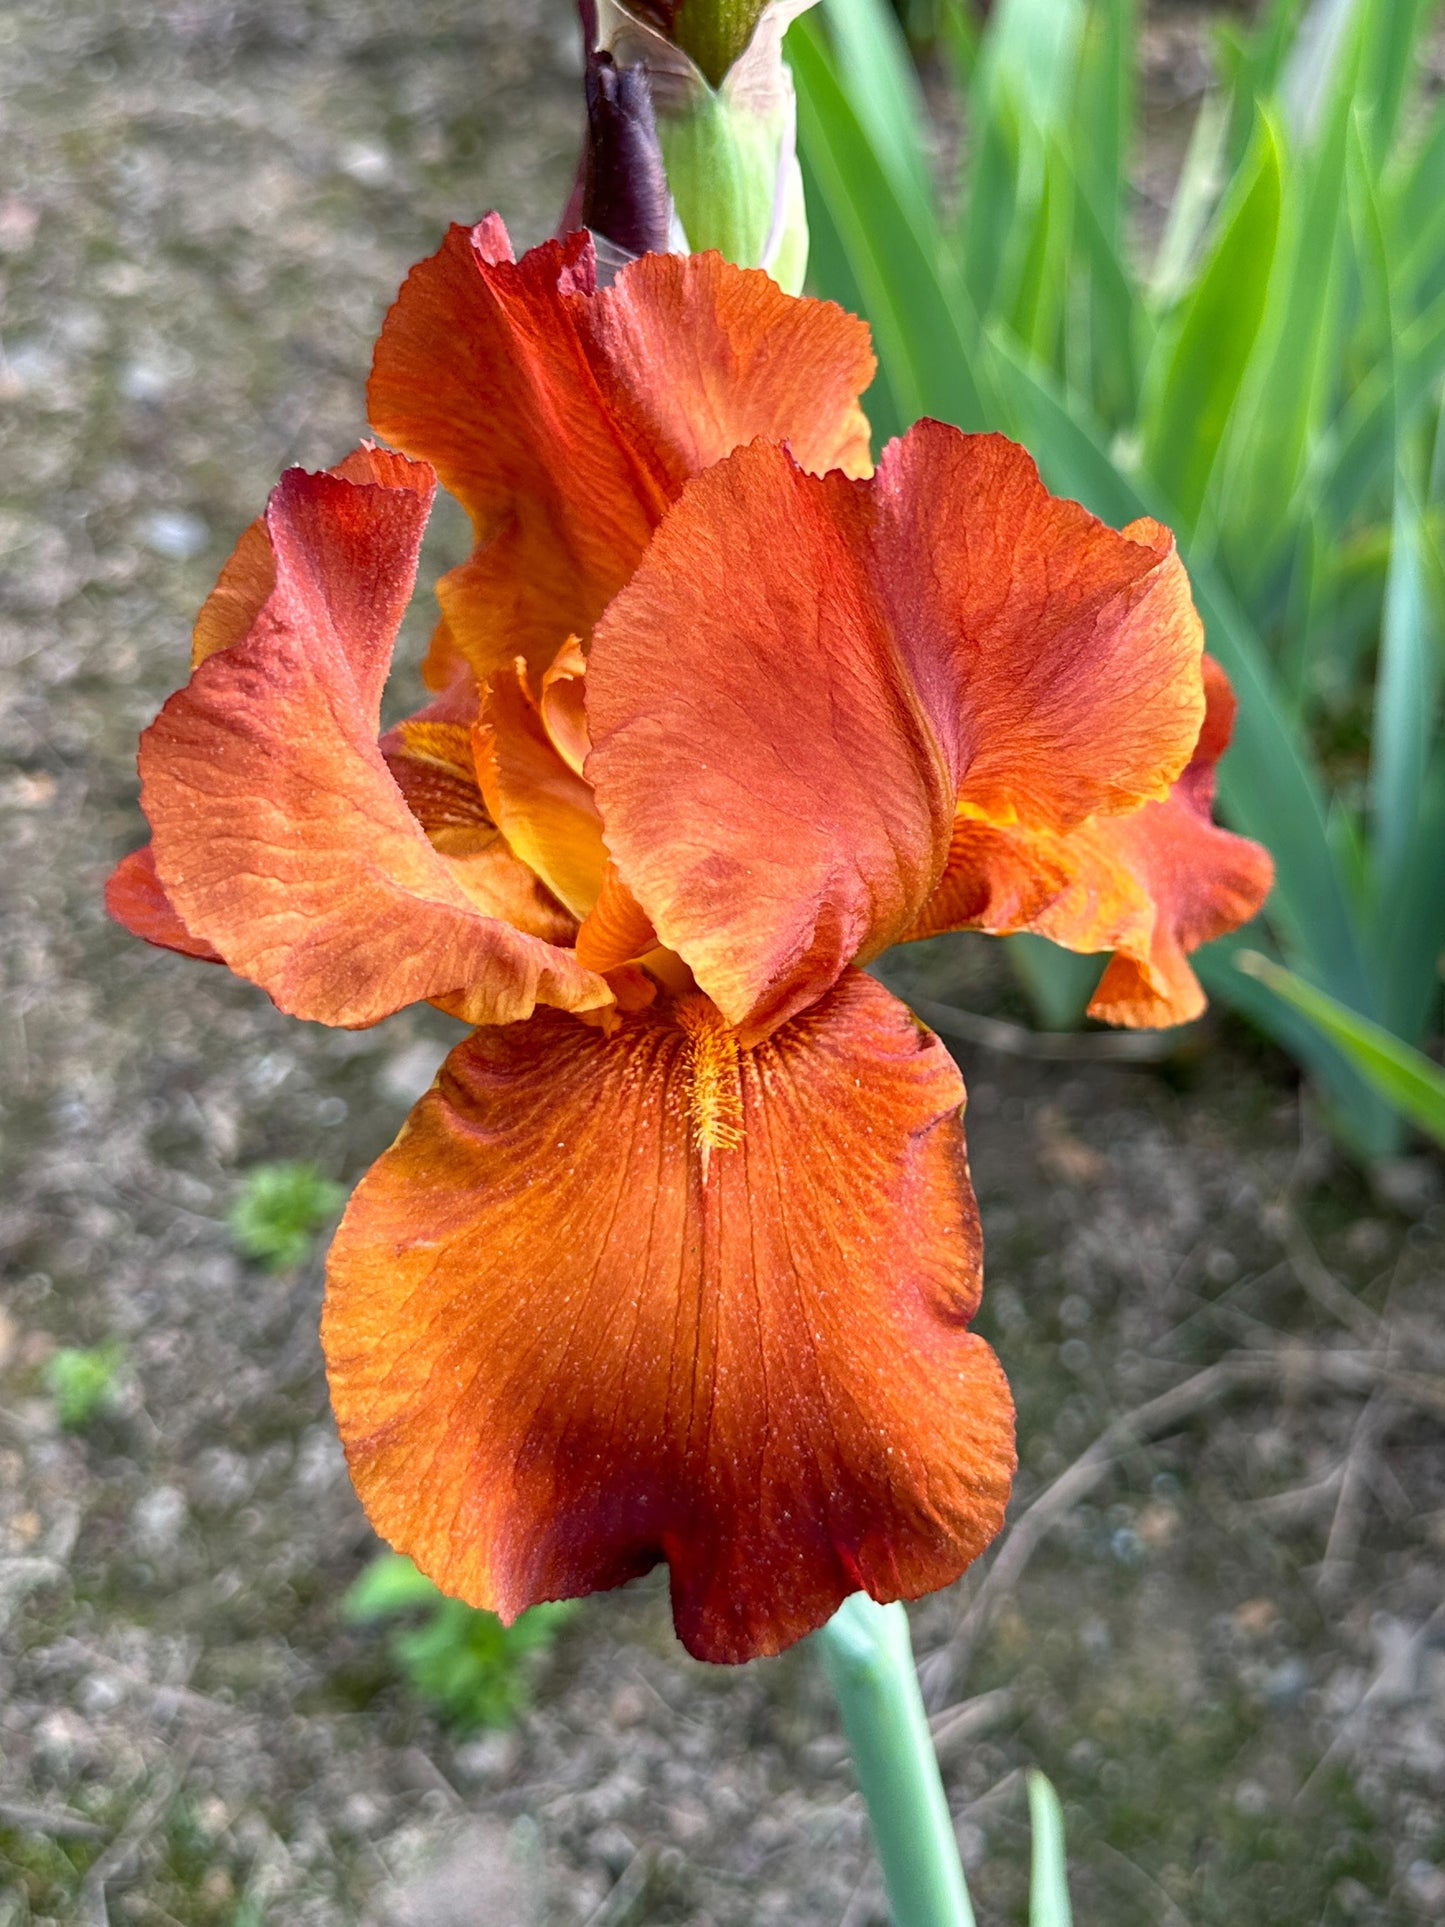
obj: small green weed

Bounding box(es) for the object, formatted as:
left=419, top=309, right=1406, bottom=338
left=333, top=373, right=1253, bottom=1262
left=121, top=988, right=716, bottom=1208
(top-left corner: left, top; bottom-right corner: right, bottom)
left=227, top=1162, right=346, bottom=1270
left=44, top=1341, right=125, bottom=1429
left=343, top=1552, right=578, bottom=1733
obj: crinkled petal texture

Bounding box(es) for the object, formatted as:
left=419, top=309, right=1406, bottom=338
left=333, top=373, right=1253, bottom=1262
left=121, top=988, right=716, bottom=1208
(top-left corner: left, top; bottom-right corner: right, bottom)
left=367, top=216, right=875, bottom=683
left=129, top=449, right=610, bottom=1029
left=909, top=658, right=1275, bottom=1025
left=188, top=442, right=427, bottom=670
left=323, top=969, right=1015, bottom=1664
left=105, top=844, right=221, bottom=963
left=586, top=424, right=1207, bottom=1041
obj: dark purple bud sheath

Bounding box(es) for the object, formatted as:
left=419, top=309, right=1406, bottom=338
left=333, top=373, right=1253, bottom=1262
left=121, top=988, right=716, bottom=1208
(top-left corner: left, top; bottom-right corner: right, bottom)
left=580, top=48, right=674, bottom=259
left=560, top=0, right=673, bottom=263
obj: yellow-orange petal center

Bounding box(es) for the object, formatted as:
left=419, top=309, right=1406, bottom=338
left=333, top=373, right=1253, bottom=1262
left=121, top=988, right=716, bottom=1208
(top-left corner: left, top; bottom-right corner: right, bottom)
left=539, top=637, right=592, bottom=778
left=473, top=657, right=609, bottom=919
left=388, top=719, right=495, bottom=836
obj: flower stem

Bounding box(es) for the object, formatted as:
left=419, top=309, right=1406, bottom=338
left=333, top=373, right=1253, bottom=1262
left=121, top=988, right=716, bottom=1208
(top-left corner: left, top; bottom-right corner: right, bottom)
left=815, top=1594, right=977, bottom=1927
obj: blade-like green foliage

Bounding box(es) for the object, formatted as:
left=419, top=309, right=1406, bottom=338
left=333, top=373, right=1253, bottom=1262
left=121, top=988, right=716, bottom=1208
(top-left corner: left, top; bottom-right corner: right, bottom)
left=1152, top=90, right=1230, bottom=304
left=792, top=0, right=1445, bottom=1160
left=792, top=16, right=994, bottom=440
left=820, top=0, right=933, bottom=210
left=1371, top=474, right=1437, bottom=897
left=1377, top=755, right=1445, bottom=1052
left=1027, top=1771, right=1075, bottom=1927
left=1237, top=952, right=1445, bottom=1147
left=1142, top=112, right=1283, bottom=529
left=1070, top=0, right=1133, bottom=241
left=1358, top=0, right=1431, bottom=163
left=1216, top=11, right=1358, bottom=589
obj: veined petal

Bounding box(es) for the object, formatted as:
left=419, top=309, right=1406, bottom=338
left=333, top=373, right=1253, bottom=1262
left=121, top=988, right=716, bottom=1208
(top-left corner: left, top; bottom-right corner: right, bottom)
left=575, top=860, right=658, bottom=971
left=539, top=637, right=591, bottom=778
left=586, top=426, right=1204, bottom=1040
left=378, top=659, right=488, bottom=838
left=419, top=611, right=474, bottom=694
left=374, top=659, right=582, bottom=944
left=367, top=217, right=874, bottom=681
left=381, top=719, right=576, bottom=945
left=1086, top=660, right=1274, bottom=1024
left=475, top=661, right=610, bottom=919
left=873, top=429, right=1204, bottom=829
left=190, top=516, right=274, bottom=669
left=105, top=844, right=222, bottom=962
left=323, top=969, right=1015, bottom=1665
left=140, top=457, right=610, bottom=1029
left=190, top=444, right=427, bottom=669
left=909, top=659, right=1275, bottom=1026
left=383, top=720, right=491, bottom=839
left=587, top=248, right=873, bottom=483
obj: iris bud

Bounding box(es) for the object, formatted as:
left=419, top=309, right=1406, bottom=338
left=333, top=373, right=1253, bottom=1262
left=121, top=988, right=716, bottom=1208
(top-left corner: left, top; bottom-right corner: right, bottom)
left=585, top=0, right=817, bottom=293
left=629, top=0, right=771, bottom=89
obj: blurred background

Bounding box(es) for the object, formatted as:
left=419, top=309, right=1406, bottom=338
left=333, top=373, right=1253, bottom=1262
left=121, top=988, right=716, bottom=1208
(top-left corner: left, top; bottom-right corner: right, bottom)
left=0, top=0, right=1442, bottom=1922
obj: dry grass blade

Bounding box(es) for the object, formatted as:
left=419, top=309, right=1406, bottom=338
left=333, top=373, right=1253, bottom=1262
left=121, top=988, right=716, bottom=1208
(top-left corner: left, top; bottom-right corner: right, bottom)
left=1377, top=1367, right=1445, bottom=1421
left=579, top=1846, right=654, bottom=1927
left=1271, top=1205, right=1381, bottom=1339
left=837, top=1872, right=885, bottom=1927
left=1297, top=1598, right=1445, bottom=1803
left=1244, top=1463, right=1345, bottom=1525
left=939, top=1346, right=1443, bottom=1697
left=1093, top=1839, right=1195, bottom=1926
left=1317, top=1393, right=1399, bottom=1600
left=927, top=1687, right=1016, bottom=1765
left=945, top=1356, right=1267, bottom=1692
left=78, top=1745, right=195, bottom=1927
left=0, top=1798, right=107, bottom=1841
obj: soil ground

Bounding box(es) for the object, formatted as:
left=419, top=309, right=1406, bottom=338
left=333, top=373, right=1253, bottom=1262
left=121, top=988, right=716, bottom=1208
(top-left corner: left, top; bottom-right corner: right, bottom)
left=1, top=2, right=1443, bottom=1922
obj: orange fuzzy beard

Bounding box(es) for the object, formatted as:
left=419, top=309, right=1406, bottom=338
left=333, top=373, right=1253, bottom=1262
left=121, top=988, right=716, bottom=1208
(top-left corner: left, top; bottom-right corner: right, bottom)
left=677, top=994, right=745, bottom=1168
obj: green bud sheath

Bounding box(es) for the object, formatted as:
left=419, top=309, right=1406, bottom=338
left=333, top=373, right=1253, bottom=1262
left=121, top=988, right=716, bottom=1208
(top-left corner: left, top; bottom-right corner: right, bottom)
left=593, top=0, right=815, bottom=289
left=659, top=90, right=808, bottom=293
left=669, top=0, right=771, bottom=87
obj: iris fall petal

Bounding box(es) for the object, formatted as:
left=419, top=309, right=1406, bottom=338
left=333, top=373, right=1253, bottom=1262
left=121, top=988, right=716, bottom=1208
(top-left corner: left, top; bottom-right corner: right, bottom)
left=909, top=659, right=1274, bottom=1026
left=323, top=968, right=1015, bottom=1665
left=138, top=457, right=611, bottom=1028
left=106, top=843, right=222, bottom=962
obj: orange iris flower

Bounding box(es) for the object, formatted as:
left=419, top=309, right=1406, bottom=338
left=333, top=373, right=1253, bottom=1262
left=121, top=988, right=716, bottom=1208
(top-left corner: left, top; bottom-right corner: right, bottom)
left=107, top=217, right=1273, bottom=1664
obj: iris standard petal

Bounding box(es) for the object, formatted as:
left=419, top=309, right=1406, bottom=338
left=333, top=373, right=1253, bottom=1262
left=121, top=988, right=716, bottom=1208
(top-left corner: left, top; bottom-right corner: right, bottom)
left=367, top=216, right=875, bottom=683
left=586, top=426, right=1206, bottom=1041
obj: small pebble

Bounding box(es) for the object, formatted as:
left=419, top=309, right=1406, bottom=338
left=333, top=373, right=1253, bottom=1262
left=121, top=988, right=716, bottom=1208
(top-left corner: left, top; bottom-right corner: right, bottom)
left=143, top=509, right=208, bottom=560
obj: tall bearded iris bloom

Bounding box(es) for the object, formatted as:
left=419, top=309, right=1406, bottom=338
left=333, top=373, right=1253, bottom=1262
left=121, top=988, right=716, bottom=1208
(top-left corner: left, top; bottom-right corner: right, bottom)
left=108, top=219, right=1272, bottom=1664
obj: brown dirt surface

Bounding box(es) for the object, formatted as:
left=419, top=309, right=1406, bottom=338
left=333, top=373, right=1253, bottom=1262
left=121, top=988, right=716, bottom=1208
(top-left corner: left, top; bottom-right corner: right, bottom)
left=2, top=2, right=1444, bottom=1923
